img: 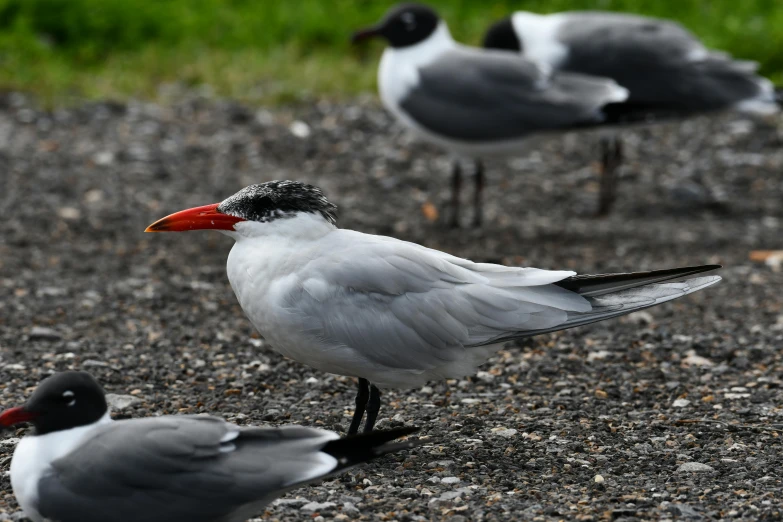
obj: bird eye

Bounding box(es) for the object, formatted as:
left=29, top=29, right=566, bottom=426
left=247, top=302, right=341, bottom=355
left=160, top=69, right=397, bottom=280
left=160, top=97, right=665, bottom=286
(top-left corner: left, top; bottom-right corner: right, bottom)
left=62, top=390, right=76, bottom=407
left=401, top=12, right=416, bottom=31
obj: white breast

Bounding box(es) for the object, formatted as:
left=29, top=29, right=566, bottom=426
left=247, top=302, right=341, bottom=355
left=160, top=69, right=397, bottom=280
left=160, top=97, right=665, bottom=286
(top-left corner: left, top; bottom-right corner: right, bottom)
left=378, top=23, right=457, bottom=135
left=511, top=12, right=569, bottom=69
left=10, top=413, right=112, bottom=522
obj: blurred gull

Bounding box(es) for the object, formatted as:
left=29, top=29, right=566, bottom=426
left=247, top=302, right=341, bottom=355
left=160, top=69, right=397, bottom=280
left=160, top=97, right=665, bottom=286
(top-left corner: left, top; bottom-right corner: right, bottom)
left=352, top=3, right=629, bottom=227
left=484, top=10, right=781, bottom=214
left=2, top=371, right=417, bottom=522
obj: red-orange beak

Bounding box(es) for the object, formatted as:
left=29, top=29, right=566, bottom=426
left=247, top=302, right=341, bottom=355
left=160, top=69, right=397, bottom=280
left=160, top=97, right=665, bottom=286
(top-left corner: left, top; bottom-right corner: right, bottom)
left=145, top=203, right=245, bottom=232
left=0, top=407, right=37, bottom=429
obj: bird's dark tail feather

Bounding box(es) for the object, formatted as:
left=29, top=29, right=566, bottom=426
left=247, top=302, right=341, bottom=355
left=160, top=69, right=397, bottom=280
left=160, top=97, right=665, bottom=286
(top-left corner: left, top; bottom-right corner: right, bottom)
left=554, top=264, right=721, bottom=297
left=486, top=265, right=721, bottom=345
left=776, top=87, right=783, bottom=106
left=323, top=427, right=419, bottom=471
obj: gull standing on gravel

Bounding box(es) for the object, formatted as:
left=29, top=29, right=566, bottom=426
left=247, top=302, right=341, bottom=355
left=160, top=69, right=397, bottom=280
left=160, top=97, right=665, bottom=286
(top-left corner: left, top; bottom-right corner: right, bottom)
left=146, top=180, right=722, bottom=434
left=483, top=10, right=781, bottom=214
left=1, top=371, right=417, bottom=522
left=351, top=3, right=629, bottom=227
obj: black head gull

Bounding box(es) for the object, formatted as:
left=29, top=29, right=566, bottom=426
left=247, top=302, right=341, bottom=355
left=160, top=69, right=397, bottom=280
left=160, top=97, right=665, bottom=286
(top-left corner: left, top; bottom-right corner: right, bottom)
left=1, top=371, right=418, bottom=522
left=352, top=3, right=629, bottom=227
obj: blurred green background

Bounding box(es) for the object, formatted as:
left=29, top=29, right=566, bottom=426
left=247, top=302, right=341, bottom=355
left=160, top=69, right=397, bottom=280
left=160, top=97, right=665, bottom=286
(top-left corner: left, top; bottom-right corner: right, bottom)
left=1, top=0, right=781, bottom=106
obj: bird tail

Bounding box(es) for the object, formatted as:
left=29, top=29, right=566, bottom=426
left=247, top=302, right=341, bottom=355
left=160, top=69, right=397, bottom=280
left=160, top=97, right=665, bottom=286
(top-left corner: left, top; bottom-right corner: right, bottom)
left=322, top=426, right=420, bottom=472
left=776, top=87, right=783, bottom=107
left=698, top=56, right=779, bottom=115
left=502, top=265, right=721, bottom=340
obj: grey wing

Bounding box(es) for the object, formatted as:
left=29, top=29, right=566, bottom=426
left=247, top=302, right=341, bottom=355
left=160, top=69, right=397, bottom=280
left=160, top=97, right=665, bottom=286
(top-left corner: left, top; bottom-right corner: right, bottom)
left=400, top=47, right=627, bottom=142
left=281, top=233, right=590, bottom=372
left=37, top=417, right=339, bottom=522
left=556, top=12, right=767, bottom=111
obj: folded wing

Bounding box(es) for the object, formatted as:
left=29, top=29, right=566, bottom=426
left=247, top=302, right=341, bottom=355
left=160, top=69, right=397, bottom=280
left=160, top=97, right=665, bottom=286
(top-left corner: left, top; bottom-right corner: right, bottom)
left=400, top=46, right=627, bottom=142
left=37, top=416, right=342, bottom=522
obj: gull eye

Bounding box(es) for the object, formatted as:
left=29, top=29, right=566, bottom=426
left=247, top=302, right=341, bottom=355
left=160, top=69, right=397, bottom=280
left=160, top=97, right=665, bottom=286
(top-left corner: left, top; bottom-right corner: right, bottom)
left=401, top=12, right=416, bottom=31
left=62, top=390, right=76, bottom=407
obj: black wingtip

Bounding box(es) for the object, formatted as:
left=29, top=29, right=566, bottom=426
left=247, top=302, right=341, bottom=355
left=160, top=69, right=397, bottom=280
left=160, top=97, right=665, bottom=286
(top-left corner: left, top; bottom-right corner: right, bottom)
left=322, top=426, right=420, bottom=466
left=555, top=264, right=722, bottom=297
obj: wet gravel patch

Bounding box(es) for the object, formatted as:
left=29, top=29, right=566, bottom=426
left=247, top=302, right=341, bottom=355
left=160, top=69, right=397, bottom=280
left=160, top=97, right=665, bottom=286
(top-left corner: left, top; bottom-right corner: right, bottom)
left=1, top=91, right=783, bottom=521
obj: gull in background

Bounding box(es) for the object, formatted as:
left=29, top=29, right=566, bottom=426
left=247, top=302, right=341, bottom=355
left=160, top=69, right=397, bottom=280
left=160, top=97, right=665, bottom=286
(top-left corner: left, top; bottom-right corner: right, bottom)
left=483, top=10, right=781, bottom=214
left=352, top=3, right=629, bottom=227
left=1, top=371, right=417, bottom=522
left=147, top=180, right=722, bottom=434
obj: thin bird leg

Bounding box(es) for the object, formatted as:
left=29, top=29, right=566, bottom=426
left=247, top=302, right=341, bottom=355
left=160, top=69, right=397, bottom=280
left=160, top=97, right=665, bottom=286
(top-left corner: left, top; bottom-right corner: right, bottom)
left=596, top=135, right=623, bottom=217
left=449, top=160, right=462, bottom=228
left=347, top=378, right=370, bottom=435
left=363, top=384, right=382, bottom=433
left=472, top=159, right=485, bottom=228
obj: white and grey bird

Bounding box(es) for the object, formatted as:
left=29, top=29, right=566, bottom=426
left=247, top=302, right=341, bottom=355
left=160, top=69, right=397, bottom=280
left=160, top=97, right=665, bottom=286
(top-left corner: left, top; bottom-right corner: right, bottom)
left=483, top=10, right=780, bottom=214
left=351, top=3, right=629, bottom=227
left=146, top=180, right=722, bottom=434
left=1, top=371, right=417, bottom=522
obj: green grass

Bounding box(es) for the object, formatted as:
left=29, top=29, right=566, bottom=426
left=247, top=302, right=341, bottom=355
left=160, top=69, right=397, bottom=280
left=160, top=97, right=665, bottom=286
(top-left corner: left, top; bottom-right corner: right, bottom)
left=1, top=0, right=782, bottom=106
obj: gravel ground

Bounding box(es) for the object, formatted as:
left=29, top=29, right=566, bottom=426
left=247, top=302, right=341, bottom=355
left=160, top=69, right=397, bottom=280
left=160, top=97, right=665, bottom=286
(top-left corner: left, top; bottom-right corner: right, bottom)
left=1, top=91, right=783, bottom=521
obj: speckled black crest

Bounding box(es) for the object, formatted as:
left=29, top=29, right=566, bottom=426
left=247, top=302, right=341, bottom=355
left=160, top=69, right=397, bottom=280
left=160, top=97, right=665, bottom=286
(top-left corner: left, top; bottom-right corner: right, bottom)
left=482, top=16, right=523, bottom=53
left=217, top=181, right=338, bottom=225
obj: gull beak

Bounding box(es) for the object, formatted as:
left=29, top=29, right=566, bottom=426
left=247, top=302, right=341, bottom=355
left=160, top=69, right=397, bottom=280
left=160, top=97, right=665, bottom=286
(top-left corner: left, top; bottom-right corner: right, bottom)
left=351, top=25, right=383, bottom=44
left=145, top=203, right=245, bottom=233
left=0, top=407, right=37, bottom=429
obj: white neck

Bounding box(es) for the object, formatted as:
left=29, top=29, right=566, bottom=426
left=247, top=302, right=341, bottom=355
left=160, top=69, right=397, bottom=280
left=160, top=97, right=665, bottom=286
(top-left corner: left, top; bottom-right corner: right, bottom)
left=222, top=212, right=337, bottom=242
left=11, top=412, right=113, bottom=522
left=510, top=12, right=569, bottom=69
left=379, top=22, right=456, bottom=117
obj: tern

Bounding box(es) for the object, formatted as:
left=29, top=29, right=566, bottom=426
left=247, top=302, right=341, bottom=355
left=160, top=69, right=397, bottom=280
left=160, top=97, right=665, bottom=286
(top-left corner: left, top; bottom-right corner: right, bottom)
left=351, top=3, right=629, bottom=227
left=1, top=371, right=418, bottom=522
left=146, top=180, right=722, bottom=435
left=483, top=10, right=780, bottom=214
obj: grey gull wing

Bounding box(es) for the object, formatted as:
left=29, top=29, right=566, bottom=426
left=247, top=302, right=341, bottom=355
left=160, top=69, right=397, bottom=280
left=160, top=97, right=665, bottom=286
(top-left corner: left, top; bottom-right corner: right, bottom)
left=36, top=416, right=413, bottom=522
left=555, top=12, right=769, bottom=112
left=399, top=47, right=626, bottom=142
left=276, top=233, right=718, bottom=378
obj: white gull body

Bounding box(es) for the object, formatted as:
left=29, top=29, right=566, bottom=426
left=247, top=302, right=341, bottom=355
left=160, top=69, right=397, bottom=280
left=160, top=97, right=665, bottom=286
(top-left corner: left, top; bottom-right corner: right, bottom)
left=224, top=213, right=720, bottom=389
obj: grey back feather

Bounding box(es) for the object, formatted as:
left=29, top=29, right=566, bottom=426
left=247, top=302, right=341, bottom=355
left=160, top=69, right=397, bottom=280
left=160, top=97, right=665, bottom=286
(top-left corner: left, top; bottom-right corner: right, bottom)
left=280, top=232, right=590, bottom=371
left=555, top=12, right=767, bottom=111
left=399, top=47, right=624, bottom=141
left=36, top=416, right=338, bottom=522
left=276, top=233, right=720, bottom=374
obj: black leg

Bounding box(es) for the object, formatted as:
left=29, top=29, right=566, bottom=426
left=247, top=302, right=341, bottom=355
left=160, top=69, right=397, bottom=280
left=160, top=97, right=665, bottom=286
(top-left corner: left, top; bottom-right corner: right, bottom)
left=363, top=384, right=382, bottom=433
left=472, top=159, right=485, bottom=228
left=597, top=135, right=623, bottom=217
left=347, top=378, right=370, bottom=435
left=449, top=160, right=462, bottom=228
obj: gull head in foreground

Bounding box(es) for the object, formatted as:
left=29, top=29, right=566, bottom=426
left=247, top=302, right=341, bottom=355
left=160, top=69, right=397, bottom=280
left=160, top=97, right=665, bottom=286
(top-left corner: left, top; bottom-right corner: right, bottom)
left=1, top=370, right=418, bottom=522
left=147, top=180, right=722, bottom=435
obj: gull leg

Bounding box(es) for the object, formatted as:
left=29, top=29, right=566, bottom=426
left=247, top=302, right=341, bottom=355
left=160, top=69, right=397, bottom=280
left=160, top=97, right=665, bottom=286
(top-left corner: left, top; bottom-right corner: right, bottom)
left=596, top=135, right=623, bottom=217
left=347, top=378, right=370, bottom=435
left=363, top=384, right=382, bottom=433
left=472, top=159, right=485, bottom=228
left=449, top=160, right=462, bottom=228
